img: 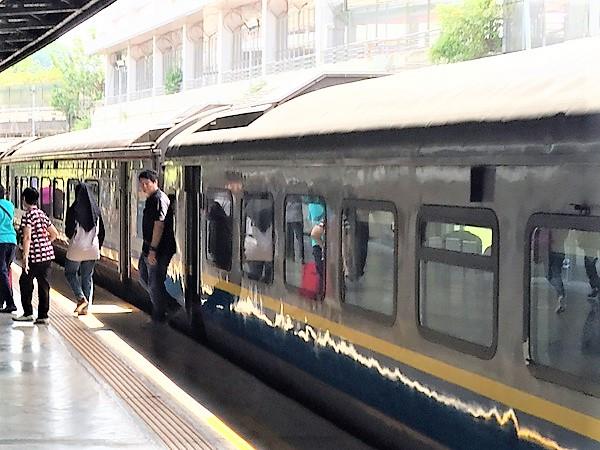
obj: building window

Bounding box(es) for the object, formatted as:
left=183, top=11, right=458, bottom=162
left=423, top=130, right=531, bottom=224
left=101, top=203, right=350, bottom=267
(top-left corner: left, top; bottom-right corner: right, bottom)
left=40, top=177, right=52, bottom=217
left=242, top=193, right=274, bottom=283
left=136, top=54, right=153, bottom=92
left=417, top=206, right=498, bottom=358
left=284, top=195, right=326, bottom=300
left=53, top=178, right=65, bottom=220
left=205, top=189, right=233, bottom=271
left=341, top=201, right=396, bottom=318
left=527, top=213, right=600, bottom=393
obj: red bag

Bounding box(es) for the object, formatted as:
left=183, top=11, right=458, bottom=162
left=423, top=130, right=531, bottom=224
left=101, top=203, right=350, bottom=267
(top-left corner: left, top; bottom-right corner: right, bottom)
left=299, top=262, right=320, bottom=300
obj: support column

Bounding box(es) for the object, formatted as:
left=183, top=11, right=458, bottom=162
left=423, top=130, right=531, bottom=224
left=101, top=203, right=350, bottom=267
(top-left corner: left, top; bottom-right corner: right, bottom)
left=261, top=0, right=278, bottom=75
left=126, top=45, right=137, bottom=101
left=152, top=35, right=164, bottom=96
left=522, top=0, right=531, bottom=50
left=217, top=11, right=233, bottom=83
left=315, top=1, right=335, bottom=65
left=103, top=55, right=111, bottom=106
left=182, top=24, right=195, bottom=90
left=590, top=0, right=600, bottom=36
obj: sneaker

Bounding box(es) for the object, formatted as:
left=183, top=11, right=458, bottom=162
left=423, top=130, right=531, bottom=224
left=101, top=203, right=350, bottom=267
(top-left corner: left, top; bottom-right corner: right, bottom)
left=0, top=306, right=17, bottom=314
left=12, top=315, right=34, bottom=322
left=555, top=296, right=566, bottom=314
left=34, top=318, right=49, bottom=325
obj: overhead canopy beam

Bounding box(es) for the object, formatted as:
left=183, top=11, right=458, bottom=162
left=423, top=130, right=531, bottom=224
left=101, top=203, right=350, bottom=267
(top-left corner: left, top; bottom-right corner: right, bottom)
left=0, top=0, right=118, bottom=73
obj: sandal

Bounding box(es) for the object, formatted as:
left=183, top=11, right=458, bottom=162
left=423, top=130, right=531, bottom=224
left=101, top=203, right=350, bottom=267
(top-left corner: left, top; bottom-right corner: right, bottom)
left=74, top=298, right=89, bottom=315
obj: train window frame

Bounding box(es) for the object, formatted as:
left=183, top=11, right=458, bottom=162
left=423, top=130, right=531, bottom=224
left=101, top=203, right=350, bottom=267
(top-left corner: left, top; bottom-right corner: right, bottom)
left=283, top=193, right=327, bottom=301
left=416, top=205, right=499, bottom=360
left=241, top=192, right=275, bottom=285
left=204, top=188, right=234, bottom=272
left=53, top=178, right=65, bottom=220
left=339, top=199, right=398, bottom=325
left=40, top=177, right=52, bottom=217
left=19, top=176, right=28, bottom=209
left=524, top=213, right=600, bottom=397
left=13, top=177, right=18, bottom=205
left=85, top=179, right=100, bottom=205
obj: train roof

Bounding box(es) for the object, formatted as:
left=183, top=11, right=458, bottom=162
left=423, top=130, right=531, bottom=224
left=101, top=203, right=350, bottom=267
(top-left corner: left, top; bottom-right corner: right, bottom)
left=167, top=38, right=600, bottom=157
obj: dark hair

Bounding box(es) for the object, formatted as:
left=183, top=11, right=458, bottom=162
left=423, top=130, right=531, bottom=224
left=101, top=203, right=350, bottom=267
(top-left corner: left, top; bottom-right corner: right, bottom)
left=138, top=169, right=159, bottom=183
left=22, top=187, right=39, bottom=206
left=0, top=185, right=5, bottom=199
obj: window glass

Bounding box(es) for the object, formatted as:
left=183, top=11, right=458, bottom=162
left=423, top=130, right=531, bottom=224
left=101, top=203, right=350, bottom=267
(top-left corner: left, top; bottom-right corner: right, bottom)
left=85, top=179, right=100, bottom=205
left=30, top=176, right=38, bottom=191
left=67, top=179, right=79, bottom=208
left=418, top=208, right=496, bottom=351
left=242, top=194, right=274, bottom=283
left=13, top=177, right=18, bottom=204
left=529, top=226, right=600, bottom=384
left=342, top=206, right=395, bottom=316
left=205, top=190, right=233, bottom=271
left=53, top=179, right=65, bottom=220
left=40, top=177, right=52, bottom=216
left=19, top=177, right=28, bottom=209
left=284, top=195, right=326, bottom=299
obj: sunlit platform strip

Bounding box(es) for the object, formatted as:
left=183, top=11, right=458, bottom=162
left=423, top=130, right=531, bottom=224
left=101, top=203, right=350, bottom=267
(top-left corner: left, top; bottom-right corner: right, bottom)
left=11, top=264, right=253, bottom=450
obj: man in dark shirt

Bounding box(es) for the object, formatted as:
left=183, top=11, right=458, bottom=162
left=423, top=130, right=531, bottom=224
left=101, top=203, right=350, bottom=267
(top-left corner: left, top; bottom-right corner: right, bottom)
left=138, top=169, right=177, bottom=322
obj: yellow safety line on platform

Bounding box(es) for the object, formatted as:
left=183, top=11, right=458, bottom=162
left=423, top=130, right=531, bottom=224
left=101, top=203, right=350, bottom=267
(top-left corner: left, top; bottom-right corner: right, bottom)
left=202, top=273, right=600, bottom=444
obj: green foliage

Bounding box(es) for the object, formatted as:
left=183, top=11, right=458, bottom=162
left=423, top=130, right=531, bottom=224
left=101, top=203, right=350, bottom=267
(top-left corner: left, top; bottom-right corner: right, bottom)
left=0, top=44, right=63, bottom=86
left=165, top=67, right=182, bottom=94
left=50, top=40, right=104, bottom=131
left=430, top=0, right=502, bottom=64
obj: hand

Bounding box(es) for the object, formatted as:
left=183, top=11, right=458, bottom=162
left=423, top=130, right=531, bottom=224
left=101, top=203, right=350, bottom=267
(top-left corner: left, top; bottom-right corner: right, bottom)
left=148, top=250, right=157, bottom=266
left=24, top=260, right=29, bottom=274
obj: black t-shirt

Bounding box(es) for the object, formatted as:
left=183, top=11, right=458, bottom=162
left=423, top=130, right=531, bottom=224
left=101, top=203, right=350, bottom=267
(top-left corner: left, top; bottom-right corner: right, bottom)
left=142, top=189, right=176, bottom=256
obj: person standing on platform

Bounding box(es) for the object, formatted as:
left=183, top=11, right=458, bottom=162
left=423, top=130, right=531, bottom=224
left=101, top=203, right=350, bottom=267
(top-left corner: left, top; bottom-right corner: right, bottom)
left=64, top=182, right=105, bottom=316
left=0, top=185, right=17, bottom=314
left=13, top=187, right=58, bottom=324
left=138, top=169, right=177, bottom=323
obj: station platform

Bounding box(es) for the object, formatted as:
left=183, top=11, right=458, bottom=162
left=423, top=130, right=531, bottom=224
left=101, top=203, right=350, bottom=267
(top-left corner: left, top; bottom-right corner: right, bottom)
left=3, top=264, right=372, bottom=450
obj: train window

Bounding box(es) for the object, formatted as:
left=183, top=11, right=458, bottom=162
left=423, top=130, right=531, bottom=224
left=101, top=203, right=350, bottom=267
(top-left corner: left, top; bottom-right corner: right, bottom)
left=85, top=179, right=100, bottom=205
left=205, top=189, right=233, bottom=271
left=53, top=179, right=65, bottom=220
left=40, top=177, right=52, bottom=216
left=30, top=176, right=38, bottom=192
left=527, top=214, right=600, bottom=392
left=341, top=201, right=396, bottom=318
left=417, top=206, right=498, bottom=359
left=13, top=177, right=18, bottom=205
left=242, top=193, right=274, bottom=284
left=284, top=195, right=327, bottom=300
left=19, top=177, right=28, bottom=209
left=67, top=179, right=79, bottom=208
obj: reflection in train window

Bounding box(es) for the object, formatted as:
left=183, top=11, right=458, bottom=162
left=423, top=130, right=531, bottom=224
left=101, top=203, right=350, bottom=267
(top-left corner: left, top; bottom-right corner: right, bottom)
left=205, top=189, right=233, bottom=271
left=19, top=177, right=28, bottom=209
left=529, top=222, right=600, bottom=385
left=67, top=178, right=79, bottom=208
left=242, top=193, right=274, bottom=283
left=85, top=179, right=100, bottom=205
left=418, top=207, right=497, bottom=356
left=342, top=202, right=396, bottom=317
left=53, top=179, right=65, bottom=220
left=40, top=177, right=52, bottom=216
left=30, top=176, right=39, bottom=192
left=284, top=195, right=326, bottom=300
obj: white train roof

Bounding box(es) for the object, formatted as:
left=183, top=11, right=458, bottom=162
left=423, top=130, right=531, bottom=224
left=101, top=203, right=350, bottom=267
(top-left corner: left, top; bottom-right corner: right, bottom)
left=169, top=38, right=600, bottom=153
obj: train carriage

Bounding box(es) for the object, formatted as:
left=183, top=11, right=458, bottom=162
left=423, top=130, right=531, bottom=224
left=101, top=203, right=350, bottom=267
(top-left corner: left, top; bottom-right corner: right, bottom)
left=164, top=39, right=600, bottom=449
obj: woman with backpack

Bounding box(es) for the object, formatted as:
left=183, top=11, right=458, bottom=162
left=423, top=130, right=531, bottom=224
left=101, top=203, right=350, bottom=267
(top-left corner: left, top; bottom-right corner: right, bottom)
left=64, top=182, right=105, bottom=316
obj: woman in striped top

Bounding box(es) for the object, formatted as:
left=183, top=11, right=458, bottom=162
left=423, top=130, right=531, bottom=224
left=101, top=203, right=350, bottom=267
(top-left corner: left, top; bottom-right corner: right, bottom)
left=13, top=187, right=58, bottom=324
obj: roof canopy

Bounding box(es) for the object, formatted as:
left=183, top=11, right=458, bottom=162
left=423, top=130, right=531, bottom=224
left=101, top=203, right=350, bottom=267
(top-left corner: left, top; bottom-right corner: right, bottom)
left=0, top=0, right=117, bottom=73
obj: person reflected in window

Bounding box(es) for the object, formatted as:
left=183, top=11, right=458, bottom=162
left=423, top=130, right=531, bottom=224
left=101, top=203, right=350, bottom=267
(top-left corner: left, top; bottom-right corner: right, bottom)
left=64, top=182, right=105, bottom=316
left=576, top=231, right=600, bottom=302
left=208, top=201, right=232, bottom=270
left=546, top=229, right=568, bottom=313
left=342, top=209, right=369, bottom=282
left=244, top=207, right=273, bottom=282
left=286, top=200, right=304, bottom=263
left=308, top=202, right=326, bottom=295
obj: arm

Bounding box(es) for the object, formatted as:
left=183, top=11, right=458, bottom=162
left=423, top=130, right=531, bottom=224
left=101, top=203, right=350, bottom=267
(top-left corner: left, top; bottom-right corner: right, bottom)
left=48, top=224, right=58, bottom=242
left=22, top=226, right=31, bottom=272
left=98, top=215, right=106, bottom=249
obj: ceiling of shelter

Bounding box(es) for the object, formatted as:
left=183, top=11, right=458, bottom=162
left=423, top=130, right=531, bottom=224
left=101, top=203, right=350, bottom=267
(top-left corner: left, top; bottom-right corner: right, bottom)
left=0, top=0, right=117, bottom=73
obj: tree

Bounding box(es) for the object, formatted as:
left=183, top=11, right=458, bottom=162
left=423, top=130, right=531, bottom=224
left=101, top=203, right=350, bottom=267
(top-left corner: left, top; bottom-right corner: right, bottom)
left=430, top=0, right=503, bottom=64
left=165, top=67, right=182, bottom=95
left=51, top=40, right=104, bottom=131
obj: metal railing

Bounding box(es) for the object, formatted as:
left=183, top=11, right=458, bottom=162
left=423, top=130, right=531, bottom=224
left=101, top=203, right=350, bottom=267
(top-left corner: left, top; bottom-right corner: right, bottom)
left=266, top=52, right=316, bottom=74
left=185, top=70, right=219, bottom=90
left=221, top=64, right=263, bottom=83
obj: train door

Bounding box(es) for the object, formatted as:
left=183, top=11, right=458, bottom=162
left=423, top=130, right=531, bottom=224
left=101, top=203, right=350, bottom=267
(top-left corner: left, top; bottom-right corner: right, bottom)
left=184, top=166, right=204, bottom=336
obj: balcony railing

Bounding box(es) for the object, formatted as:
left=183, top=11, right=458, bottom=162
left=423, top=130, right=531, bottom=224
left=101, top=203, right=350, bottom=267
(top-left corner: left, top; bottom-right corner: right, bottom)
left=221, top=64, right=262, bottom=83
left=266, top=52, right=316, bottom=75
left=185, top=70, right=219, bottom=90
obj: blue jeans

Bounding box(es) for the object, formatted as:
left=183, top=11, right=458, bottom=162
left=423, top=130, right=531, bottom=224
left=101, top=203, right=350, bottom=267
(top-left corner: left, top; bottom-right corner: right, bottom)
left=65, top=259, right=97, bottom=303
left=139, top=253, right=175, bottom=321
left=0, top=243, right=16, bottom=309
